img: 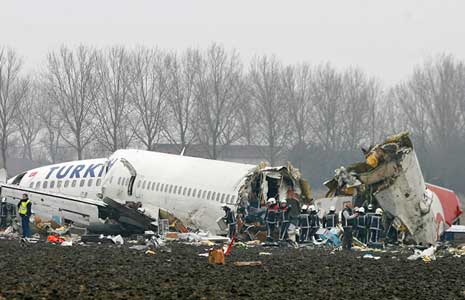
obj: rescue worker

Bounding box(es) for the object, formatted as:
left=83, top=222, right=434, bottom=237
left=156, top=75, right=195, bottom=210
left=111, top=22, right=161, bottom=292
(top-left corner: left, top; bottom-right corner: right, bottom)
left=308, top=205, right=320, bottom=241
left=264, top=198, right=279, bottom=242
left=297, top=204, right=310, bottom=243
left=357, top=207, right=368, bottom=244
left=277, top=199, right=291, bottom=241
left=369, top=208, right=384, bottom=245
left=0, top=198, right=7, bottom=228
left=221, top=206, right=236, bottom=239
left=341, top=201, right=358, bottom=250
left=323, top=206, right=338, bottom=229
left=353, top=206, right=360, bottom=238
left=17, top=194, right=31, bottom=238
left=366, top=204, right=375, bottom=229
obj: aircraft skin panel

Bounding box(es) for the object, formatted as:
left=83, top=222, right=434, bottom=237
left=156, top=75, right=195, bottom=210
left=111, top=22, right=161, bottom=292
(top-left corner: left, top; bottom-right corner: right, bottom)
left=2, top=184, right=104, bottom=226
left=109, top=149, right=255, bottom=192
left=3, top=150, right=257, bottom=233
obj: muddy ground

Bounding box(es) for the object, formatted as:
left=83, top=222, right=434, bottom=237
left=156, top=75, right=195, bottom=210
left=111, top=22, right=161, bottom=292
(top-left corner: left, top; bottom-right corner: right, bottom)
left=1, top=240, right=465, bottom=300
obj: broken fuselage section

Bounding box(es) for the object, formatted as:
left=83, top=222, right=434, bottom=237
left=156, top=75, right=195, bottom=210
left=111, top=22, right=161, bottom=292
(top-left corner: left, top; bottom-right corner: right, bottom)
left=323, top=132, right=462, bottom=245
left=232, top=162, right=312, bottom=240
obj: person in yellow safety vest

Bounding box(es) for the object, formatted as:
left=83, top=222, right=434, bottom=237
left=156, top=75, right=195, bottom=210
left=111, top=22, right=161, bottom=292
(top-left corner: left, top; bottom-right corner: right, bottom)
left=17, top=194, right=32, bottom=238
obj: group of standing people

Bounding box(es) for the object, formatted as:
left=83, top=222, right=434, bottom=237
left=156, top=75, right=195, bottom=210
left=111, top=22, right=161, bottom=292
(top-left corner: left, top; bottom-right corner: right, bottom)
left=222, top=197, right=385, bottom=249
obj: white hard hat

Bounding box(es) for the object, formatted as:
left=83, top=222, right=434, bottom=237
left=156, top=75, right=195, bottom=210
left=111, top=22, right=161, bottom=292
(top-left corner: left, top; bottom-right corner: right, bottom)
left=301, top=204, right=308, bottom=211
left=267, top=198, right=276, bottom=205
left=359, top=207, right=365, bottom=213
left=308, top=205, right=315, bottom=212
left=368, top=204, right=373, bottom=210
left=354, top=206, right=359, bottom=212
left=280, top=199, right=287, bottom=203
left=329, top=206, right=336, bottom=211
left=375, top=208, right=383, bottom=215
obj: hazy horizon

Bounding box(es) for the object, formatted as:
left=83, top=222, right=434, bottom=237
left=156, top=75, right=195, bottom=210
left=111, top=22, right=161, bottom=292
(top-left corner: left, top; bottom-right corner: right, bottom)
left=1, top=0, right=464, bottom=84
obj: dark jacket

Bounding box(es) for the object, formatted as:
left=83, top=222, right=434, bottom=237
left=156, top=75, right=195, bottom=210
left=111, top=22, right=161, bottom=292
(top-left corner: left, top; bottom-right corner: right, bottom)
left=324, top=212, right=338, bottom=228
left=265, top=204, right=279, bottom=224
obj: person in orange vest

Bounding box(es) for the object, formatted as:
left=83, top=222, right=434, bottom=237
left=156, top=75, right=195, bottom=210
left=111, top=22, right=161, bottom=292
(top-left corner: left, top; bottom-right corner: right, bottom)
left=17, top=194, right=32, bottom=238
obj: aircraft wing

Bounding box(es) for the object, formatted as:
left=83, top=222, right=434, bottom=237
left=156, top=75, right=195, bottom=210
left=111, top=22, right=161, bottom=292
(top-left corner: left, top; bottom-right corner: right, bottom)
left=1, top=183, right=107, bottom=227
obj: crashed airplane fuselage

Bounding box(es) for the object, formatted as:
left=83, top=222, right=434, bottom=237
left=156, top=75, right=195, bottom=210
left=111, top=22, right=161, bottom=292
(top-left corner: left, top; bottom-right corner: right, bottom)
left=323, top=132, right=462, bottom=245
left=1, top=149, right=310, bottom=234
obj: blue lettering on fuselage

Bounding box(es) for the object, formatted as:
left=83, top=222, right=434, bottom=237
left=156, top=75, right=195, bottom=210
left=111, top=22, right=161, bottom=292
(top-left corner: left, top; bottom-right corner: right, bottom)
left=46, top=162, right=106, bottom=180
left=46, top=166, right=60, bottom=179
left=70, top=164, right=85, bottom=178
left=56, top=165, right=73, bottom=179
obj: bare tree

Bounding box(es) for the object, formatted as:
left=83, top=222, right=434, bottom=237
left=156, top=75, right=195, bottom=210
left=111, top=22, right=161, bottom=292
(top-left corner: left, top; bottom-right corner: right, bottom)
left=0, top=47, right=28, bottom=169
left=340, top=68, right=381, bottom=150
left=248, top=56, right=291, bottom=165
left=128, top=47, right=168, bottom=151
left=37, top=94, right=64, bottom=164
left=194, top=44, right=243, bottom=159
left=308, top=63, right=345, bottom=153
left=164, top=50, right=199, bottom=153
left=281, top=64, right=312, bottom=167
left=94, top=46, right=133, bottom=153
left=44, top=46, right=99, bottom=160
left=16, top=79, right=41, bottom=160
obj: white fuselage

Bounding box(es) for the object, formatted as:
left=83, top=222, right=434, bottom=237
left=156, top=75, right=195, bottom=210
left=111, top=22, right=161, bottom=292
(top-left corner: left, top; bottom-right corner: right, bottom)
left=6, top=149, right=256, bottom=233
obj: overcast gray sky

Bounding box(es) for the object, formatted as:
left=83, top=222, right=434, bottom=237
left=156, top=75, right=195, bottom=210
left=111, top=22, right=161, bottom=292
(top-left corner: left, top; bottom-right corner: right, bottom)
left=1, top=0, right=463, bottom=84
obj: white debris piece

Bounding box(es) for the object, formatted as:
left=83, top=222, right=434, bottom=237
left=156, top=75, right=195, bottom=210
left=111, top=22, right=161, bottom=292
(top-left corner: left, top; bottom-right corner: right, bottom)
left=109, top=234, right=124, bottom=245
left=407, top=246, right=436, bottom=261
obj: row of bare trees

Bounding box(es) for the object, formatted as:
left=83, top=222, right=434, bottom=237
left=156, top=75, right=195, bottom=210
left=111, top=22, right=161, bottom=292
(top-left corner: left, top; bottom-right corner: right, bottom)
left=1, top=45, right=464, bottom=191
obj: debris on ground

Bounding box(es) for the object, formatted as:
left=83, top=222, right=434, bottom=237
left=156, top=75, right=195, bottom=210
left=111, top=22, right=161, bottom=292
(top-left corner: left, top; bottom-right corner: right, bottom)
left=407, top=246, right=437, bottom=262
left=208, top=248, right=225, bottom=265
left=233, top=261, right=263, bottom=267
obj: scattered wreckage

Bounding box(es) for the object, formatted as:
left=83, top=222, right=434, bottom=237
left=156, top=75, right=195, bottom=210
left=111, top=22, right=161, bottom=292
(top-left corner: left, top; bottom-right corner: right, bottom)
left=320, top=132, right=462, bottom=245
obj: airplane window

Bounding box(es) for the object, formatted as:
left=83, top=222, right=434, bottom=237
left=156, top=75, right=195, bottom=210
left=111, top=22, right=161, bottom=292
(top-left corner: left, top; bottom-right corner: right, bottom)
left=156, top=182, right=160, bottom=191
left=117, top=177, right=121, bottom=185
left=192, top=189, right=197, bottom=197
left=42, top=181, right=48, bottom=189
left=137, top=180, right=141, bottom=188
left=231, top=195, right=236, bottom=203
left=203, top=190, right=207, bottom=199
left=147, top=181, right=151, bottom=190
left=109, top=176, right=113, bottom=184
left=197, top=190, right=202, bottom=198
left=35, top=182, right=40, bottom=189
left=169, top=185, right=173, bottom=194
left=50, top=181, right=55, bottom=188
left=142, top=180, right=146, bottom=189
left=183, top=187, right=187, bottom=196
left=211, top=192, right=216, bottom=201
left=160, top=183, right=164, bottom=192
left=226, top=194, right=230, bottom=204
left=96, top=178, right=101, bottom=186
left=80, top=179, right=85, bottom=187
left=127, top=178, right=130, bottom=186
left=72, top=180, right=77, bottom=187
left=178, top=186, right=182, bottom=195
left=29, top=182, right=34, bottom=188
left=151, top=182, right=155, bottom=191
left=207, top=191, right=211, bottom=200
left=88, top=179, right=93, bottom=187
left=173, top=186, right=177, bottom=194
left=221, top=193, right=226, bottom=203
left=57, top=181, right=62, bottom=188
left=216, top=193, right=221, bottom=202
left=64, top=180, right=69, bottom=188
left=164, top=184, right=169, bottom=193
left=188, top=188, right=192, bottom=197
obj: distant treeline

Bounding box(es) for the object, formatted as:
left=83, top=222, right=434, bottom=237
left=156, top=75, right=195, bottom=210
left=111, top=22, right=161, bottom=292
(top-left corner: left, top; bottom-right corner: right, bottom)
left=0, top=45, right=463, bottom=192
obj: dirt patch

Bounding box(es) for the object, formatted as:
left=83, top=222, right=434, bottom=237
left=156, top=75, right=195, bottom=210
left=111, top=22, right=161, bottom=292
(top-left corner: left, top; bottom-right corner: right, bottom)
left=1, top=241, right=465, bottom=299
